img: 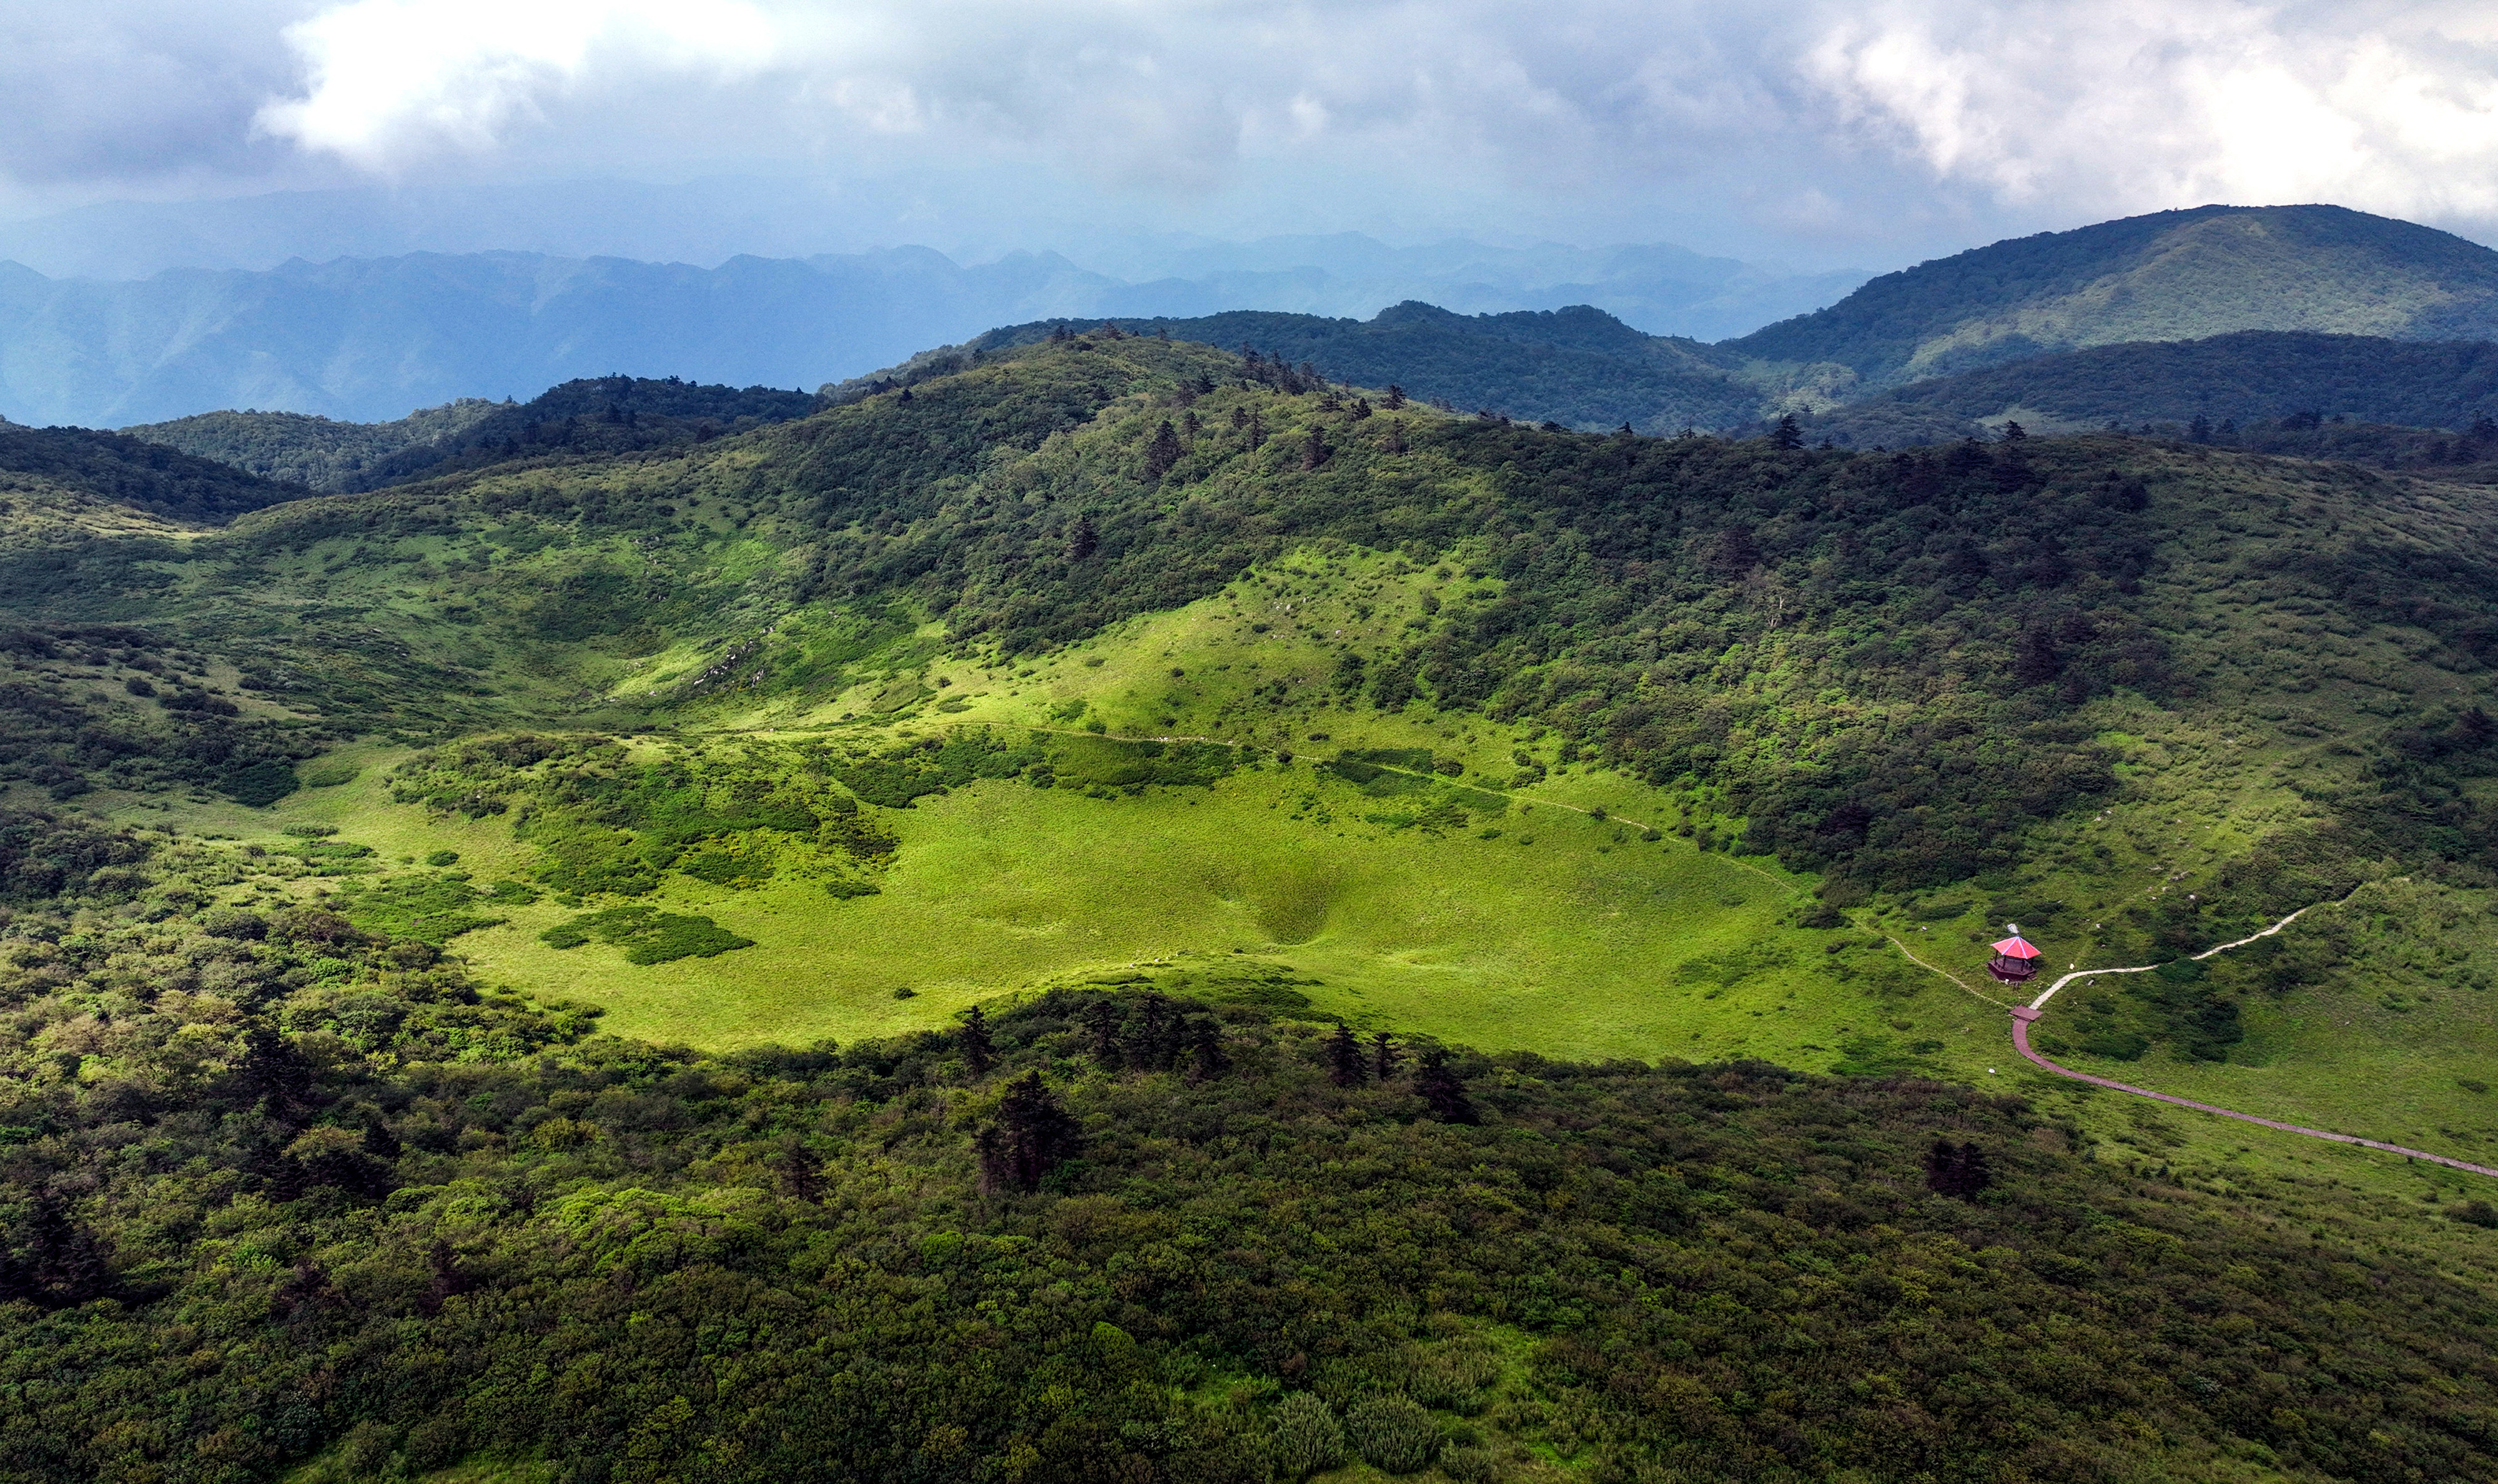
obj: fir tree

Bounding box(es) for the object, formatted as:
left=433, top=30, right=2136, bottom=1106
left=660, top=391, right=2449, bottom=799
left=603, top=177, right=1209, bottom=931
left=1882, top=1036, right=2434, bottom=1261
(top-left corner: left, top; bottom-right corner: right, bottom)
left=981, top=1073, right=1084, bottom=1194
left=1187, top=1018, right=1229, bottom=1083
left=238, top=1023, right=317, bottom=1125
left=1144, top=420, right=1185, bottom=481
left=1067, top=515, right=1098, bottom=563
left=1771, top=414, right=1804, bottom=450
left=1130, top=993, right=1172, bottom=1070
left=961, top=1005, right=995, bottom=1078
left=1327, top=1024, right=1367, bottom=1087
left=1414, top=1049, right=1479, bottom=1124
left=780, top=1138, right=826, bottom=1204
left=1371, top=1031, right=1397, bottom=1082
left=1384, top=384, right=1406, bottom=410
left=1079, top=998, right=1124, bottom=1070
left=1924, top=1139, right=1993, bottom=1199
left=1302, top=425, right=1331, bottom=471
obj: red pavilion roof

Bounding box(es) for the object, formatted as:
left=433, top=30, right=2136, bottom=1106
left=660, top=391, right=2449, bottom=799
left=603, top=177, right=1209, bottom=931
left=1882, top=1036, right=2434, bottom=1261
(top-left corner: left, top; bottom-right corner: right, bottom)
left=1990, top=935, right=2043, bottom=960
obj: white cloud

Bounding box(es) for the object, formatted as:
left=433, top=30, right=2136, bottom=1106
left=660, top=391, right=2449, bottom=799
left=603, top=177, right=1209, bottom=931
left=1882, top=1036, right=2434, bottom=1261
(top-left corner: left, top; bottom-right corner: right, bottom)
left=257, top=0, right=784, bottom=167
left=1804, top=1, right=2498, bottom=222
left=14, top=1, right=2498, bottom=260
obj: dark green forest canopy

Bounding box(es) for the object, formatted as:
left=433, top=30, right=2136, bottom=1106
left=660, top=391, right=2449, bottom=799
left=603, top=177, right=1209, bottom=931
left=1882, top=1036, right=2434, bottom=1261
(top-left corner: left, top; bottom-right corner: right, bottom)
left=1809, top=331, right=2498, bottom=448
left=1, top=830, right=2494, bottom=1484
left=129, top=376, right=823, bottom=494
left=0, top=421, right=300, bottom=524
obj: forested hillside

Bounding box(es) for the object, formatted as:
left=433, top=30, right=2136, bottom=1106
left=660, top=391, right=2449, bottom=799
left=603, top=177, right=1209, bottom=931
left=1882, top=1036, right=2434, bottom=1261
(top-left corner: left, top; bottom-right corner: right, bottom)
left=130, top=377, right=822, bottom=494
left=1730, top=204, right=2498, bottom=390
left=862, top=302, right=1765, bottom=433
left=7, top=332, right=2498, bottom=1481
left=122, top=400, right=500, bottom=492
left=0, top=420, right=300, bottom=524
left=3, top=850, right=2492, bottom=1483
left=1804, top=330, right=2498, bottom=447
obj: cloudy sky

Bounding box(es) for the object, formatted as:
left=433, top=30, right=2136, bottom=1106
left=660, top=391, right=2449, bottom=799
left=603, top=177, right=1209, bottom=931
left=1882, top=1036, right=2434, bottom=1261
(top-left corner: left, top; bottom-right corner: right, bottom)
left=6, top=0, right=2497, bottom=272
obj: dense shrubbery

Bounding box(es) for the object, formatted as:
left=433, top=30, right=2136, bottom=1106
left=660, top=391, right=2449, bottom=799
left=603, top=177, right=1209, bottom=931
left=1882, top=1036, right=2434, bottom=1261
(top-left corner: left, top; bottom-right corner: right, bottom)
left=2, top=830, right=2496, bottom=1482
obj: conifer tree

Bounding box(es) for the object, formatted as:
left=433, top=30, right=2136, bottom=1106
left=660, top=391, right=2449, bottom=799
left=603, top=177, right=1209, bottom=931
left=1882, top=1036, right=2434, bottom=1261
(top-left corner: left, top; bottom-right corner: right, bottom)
left=1384, top=384, right=1406, bottom=410
left=1144, top=420, right=1185, bottom=481
left=1302, top=426, right=1330, bottom=471
left=961, top=1005, right=995, bottom=1078
left=780, top=1138, right=826, bottom=1204
left=1771, top=414, right=1804, bottom=450
left=1187, top=1018, right=1228, bottom=1083
left=1079, top=998, right=1124, bottom=1070
left=1129, top=993, right=1173, bottom=1070
left=981, top=1073, right=1084, bottom=1193
left=1924, top=1139, right=1993, bottom=1199
left=1414, top=1049, right=1479, bottom=1124
left=1371, top=1031, right=1397, bottom=1082
left=1385, top=420, right=1407, bottom=455
left=1327, top=1024, right=1367, bottom=1086
left=1067, top=515, right=1098, bottom=562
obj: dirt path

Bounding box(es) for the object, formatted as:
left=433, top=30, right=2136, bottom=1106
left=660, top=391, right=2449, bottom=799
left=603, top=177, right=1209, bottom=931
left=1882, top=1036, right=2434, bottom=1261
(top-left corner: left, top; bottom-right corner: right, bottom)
left=1888, top=893, right=2498, bottom=1179
left=2008, top=1009, right=2498, bottom=1178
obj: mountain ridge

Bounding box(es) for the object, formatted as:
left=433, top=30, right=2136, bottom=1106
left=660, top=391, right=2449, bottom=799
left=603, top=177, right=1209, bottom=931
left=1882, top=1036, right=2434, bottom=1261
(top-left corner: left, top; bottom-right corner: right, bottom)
left=1730, top=203, right=2498, bottom=391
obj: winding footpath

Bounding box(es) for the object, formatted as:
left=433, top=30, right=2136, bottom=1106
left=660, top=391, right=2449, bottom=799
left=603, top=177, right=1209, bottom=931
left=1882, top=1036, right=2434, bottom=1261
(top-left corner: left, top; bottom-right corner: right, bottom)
left=1920, top=899, right=2498, bottom=1179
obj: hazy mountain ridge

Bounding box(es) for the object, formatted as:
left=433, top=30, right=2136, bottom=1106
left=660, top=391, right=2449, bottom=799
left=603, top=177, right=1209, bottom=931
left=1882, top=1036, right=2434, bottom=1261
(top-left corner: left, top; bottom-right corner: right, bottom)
left=0, top=232, right=1862, bottom=429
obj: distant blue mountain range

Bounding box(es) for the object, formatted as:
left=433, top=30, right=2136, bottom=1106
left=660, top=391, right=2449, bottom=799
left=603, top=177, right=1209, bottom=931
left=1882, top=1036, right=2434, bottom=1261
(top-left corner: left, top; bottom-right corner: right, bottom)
left=0, top=233, right=1862, bottom=428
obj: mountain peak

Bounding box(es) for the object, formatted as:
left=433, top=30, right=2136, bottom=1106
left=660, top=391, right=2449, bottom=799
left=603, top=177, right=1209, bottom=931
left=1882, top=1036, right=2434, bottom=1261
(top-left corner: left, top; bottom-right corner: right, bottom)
left=1727, top=203, right=2498, bottom=389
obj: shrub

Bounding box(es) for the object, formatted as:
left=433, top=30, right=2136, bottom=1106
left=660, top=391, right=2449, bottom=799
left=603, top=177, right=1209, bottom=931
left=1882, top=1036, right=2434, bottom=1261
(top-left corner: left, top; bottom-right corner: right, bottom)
left=1345, top=1395, right=1440, bottom=1474
left=1266, top=1393, right=1346, bottom=1481
left=1406, top=1342, right=1501, bottom=1413
left=423, top=849, right=459, bottom=867
left=223, top=759, right=299, bottom=807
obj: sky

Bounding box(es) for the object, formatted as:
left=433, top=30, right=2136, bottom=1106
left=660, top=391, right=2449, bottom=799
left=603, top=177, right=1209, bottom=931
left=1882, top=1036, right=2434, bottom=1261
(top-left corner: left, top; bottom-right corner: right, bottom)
left=6, top=1, right=2498, bottom=274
